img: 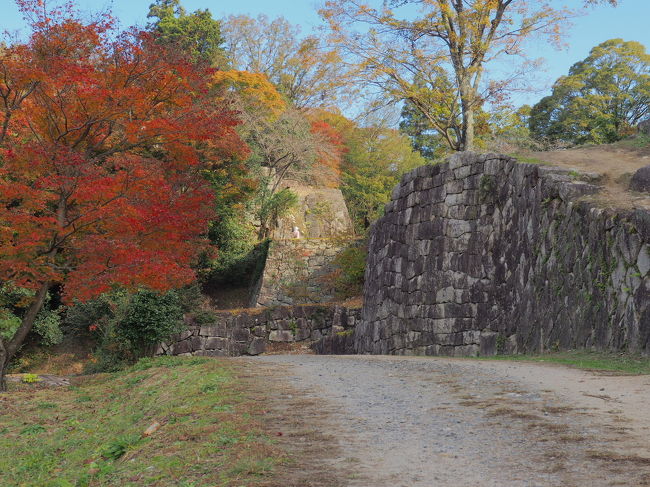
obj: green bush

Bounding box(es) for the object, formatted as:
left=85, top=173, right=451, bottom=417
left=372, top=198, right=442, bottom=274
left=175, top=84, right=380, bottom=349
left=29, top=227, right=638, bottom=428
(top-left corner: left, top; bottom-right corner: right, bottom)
left=101, top=434, right=141, bottom=460
left=66, top=288, right=190, bottom=373
left=0, top=284, right=63, bottom=346
left=204, top=204, right=270, bottom=288
left=116, top=290, right=184, bottom=357
left=329, top=241, right=367, bottom=299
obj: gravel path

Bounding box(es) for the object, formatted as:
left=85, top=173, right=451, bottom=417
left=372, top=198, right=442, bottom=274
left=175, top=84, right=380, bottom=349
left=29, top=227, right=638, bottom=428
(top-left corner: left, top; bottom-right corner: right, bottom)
left=249, top=355, right=650, bottom=487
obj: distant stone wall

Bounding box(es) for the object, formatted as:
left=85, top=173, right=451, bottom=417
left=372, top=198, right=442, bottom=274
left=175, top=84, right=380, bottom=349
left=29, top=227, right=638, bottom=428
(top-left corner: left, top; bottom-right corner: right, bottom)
left=250, top=238, right=355, bottom=307
left=356, top=152, right=650, bottom=356
left=160, top=305, right=360, bottom=357
left=247, top=177, right=358, bottom=307
left=272, top=179, right=354, bottom=239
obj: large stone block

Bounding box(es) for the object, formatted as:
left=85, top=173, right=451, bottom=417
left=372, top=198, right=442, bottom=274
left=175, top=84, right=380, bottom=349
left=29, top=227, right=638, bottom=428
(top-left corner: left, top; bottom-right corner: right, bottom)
left=247, top=338, right=266, bottom=355
left=205, top=337, right=228, bottom=350
left=630, top=165, right=650, bottom=193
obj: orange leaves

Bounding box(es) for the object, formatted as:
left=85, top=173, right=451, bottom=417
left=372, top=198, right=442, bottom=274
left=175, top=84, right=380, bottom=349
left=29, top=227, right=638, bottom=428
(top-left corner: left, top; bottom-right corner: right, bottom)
left=212, top=70, right=286, bottom=116
left=308, top=115, right=348, bottom=188
left=0, top=0, right=245, bottom=304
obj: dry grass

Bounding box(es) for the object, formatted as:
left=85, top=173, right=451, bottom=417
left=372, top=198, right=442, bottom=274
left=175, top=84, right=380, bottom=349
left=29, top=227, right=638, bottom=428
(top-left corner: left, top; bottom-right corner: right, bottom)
left=239, top=362, right=349, bottom=487
left=541, top=405, right=574, bottom=415
left=485, top=407, right=541, bottom=421
left=587, top=450, right=650, bottom=466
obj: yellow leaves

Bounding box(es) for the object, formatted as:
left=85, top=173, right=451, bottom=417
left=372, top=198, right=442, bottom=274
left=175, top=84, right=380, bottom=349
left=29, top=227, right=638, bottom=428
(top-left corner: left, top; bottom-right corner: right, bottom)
left=211, top=70, right=286, bottom=115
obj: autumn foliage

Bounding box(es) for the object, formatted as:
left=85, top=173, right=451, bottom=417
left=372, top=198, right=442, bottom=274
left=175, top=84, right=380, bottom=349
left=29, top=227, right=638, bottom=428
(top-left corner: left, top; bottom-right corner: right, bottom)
left=0, top=0, right=246, bottom=386
left=0, top=1, right=246, bottom=302
left=309, top=117, right=347, bottom=187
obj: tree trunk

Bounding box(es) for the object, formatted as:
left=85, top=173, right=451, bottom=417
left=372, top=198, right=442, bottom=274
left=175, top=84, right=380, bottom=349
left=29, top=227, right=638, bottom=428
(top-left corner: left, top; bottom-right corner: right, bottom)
left=457, top=74, right=475, bottom=152
left=0, top=340, right=8, bottom=392
left=0, top=282, right=51, bottom=393
left=463, top=105, right=475, bottom=152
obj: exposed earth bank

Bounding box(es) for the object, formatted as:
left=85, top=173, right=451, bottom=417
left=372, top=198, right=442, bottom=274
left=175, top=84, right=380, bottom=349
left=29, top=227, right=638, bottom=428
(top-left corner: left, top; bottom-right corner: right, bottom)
left=245, top=355, right=650, bottom=487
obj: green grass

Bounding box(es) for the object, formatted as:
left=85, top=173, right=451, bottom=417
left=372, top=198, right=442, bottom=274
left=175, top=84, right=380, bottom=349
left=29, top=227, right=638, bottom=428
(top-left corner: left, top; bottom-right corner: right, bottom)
left=0, top=357, right=284, bottom=486
left=509, top=153, right=550, bottom=165
left=478, top=351, right=650, bottom=375
left=619, top=133, right=650, bottom=149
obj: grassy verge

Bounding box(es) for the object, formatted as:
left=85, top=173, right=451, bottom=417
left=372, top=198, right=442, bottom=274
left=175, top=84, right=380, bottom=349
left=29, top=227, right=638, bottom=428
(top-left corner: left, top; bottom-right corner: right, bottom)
left=509, top=153, right=550, bottom=165
left=477, top=351, right=650, bottom=375
left=0, top=357, right=285, bottom=486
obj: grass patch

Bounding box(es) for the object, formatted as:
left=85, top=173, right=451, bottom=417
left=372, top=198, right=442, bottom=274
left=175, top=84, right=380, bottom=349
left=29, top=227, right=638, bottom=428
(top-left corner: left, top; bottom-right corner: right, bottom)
left=587, top=450, right=650, bottom=465
left=510, top=153, right=550, bottom=165
left=0, top=356, right=283, bottom=486
left=618, top=133, right=650, bottom=149
left=477, top=351, right=650, bottom=375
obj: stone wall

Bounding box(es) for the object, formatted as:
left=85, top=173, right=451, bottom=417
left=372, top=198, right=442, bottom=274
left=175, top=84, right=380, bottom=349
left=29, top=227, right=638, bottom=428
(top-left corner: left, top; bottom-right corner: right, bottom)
left=250, top=238, right=356, bottom=307
left=160, top=305, right=360, bottom=357
left=356, top=152, right=650, bottom=356
left=249, top=178, right=357, bottom=307
left=272, top=179, right=354, bottom=239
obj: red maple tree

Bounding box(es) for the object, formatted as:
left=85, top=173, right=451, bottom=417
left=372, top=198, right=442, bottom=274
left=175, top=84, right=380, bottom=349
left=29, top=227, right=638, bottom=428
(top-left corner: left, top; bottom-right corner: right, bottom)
left=0, top=0, right=245, bottom=390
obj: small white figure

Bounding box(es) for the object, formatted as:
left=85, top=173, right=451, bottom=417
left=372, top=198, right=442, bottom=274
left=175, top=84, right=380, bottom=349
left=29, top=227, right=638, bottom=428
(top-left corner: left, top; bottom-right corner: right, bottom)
left=292, top=226, right=302, bottom=239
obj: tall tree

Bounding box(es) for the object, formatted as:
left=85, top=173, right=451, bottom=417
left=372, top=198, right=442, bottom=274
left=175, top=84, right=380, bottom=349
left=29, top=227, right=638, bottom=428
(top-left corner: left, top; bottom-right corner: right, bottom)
left=399, top=99, right=446, bottom=160
left=211, top=70, right=328, bottom=238
left=0, top=0, right=244, bottom=390
left=221, top=14, right=350, bottom=109
left=147, top=0, right=224, bottom=64
left=319, top=112, right=426, bottom=231
left=530, top=39, right=650, bottom=145
left=320, top=0, right=618, bottom=151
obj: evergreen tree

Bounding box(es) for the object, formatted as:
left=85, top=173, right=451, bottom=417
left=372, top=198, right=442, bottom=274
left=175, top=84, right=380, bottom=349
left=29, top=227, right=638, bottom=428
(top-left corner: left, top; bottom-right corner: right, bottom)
left=530, top=39, right=650, bottom=145
left=147, top=0, right=224, bottom=65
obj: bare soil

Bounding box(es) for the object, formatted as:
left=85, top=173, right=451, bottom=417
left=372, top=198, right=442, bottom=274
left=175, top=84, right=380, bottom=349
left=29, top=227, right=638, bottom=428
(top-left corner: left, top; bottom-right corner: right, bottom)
left=243, top=355, right=650, bottom=487
left=521, top=140, right=650, bottom=210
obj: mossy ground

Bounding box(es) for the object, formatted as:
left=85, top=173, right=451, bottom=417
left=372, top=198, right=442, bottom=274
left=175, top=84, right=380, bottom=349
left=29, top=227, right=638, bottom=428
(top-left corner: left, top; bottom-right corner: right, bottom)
left=0, top=357, right=287, bottom=486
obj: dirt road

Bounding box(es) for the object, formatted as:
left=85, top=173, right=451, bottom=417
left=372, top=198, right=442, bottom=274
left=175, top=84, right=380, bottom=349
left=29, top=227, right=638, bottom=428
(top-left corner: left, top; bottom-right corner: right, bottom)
left=245, top=355, right=650, bottom=487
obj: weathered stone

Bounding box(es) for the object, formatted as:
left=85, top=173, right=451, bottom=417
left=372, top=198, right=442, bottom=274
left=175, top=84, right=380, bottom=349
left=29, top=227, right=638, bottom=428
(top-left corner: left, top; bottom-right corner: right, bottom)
left=250, top=238, right=364, bottom=307
left=357, top=151, right=650, bottom=357
left=231, top=327, right=250, bottom=342
left=630, top=165, right=650, bottom=193
left=171, top=340, right=192, bottom=355
left=269, top=330, right=295, bottom=342
left=190, top=336, right=204, bottom=351
left=247, top=338, right=266, bottom=355
left=638, top=245, right=650, bottom=277
left=160, top=305, right=361, bottom=358
left=204, top=337, right=226, bottom=350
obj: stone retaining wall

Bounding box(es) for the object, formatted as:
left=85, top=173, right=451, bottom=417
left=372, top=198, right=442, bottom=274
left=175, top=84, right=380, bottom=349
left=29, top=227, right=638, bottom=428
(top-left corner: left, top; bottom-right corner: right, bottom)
left=249, top=238, right=355, bottom=307
left=356, top=152, right=650, bottom=356
left=159, top=305, right=360, bottom=357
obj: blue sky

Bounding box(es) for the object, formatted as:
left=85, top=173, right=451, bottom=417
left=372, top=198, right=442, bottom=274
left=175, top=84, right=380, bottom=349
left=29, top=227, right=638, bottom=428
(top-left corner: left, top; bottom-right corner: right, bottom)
left=2, top=0, right=649, bottom=107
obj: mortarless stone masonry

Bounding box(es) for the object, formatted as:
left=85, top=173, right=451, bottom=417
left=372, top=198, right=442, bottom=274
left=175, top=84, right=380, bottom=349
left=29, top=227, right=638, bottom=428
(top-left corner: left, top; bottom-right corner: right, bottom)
left=249, top=238, right=353, bottom=307
left=355, top=152, right=650, bottom=356
left=159, top=305, right=360, bottom=357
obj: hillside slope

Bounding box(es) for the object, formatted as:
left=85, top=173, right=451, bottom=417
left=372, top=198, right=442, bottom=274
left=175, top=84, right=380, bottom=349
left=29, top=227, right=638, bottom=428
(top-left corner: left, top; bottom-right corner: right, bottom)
left=520, top=139, right=650, bottom=210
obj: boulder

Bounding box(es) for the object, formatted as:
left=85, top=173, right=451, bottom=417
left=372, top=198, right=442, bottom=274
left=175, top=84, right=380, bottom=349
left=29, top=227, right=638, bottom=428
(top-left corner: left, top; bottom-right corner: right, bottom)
left=630, top=165, right=650, bottom=193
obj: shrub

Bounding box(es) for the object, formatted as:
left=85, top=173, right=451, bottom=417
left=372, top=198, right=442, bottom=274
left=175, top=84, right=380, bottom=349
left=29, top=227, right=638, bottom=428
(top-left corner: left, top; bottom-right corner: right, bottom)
left=1, top=284, right=64, bottom=346
left=67, top=288, right=189, bottom=373
left=115, top=289, right=184, bottom=357
left=325, top=240, right=367, bottom=299
left=21, top=373, right=41, bottom=384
